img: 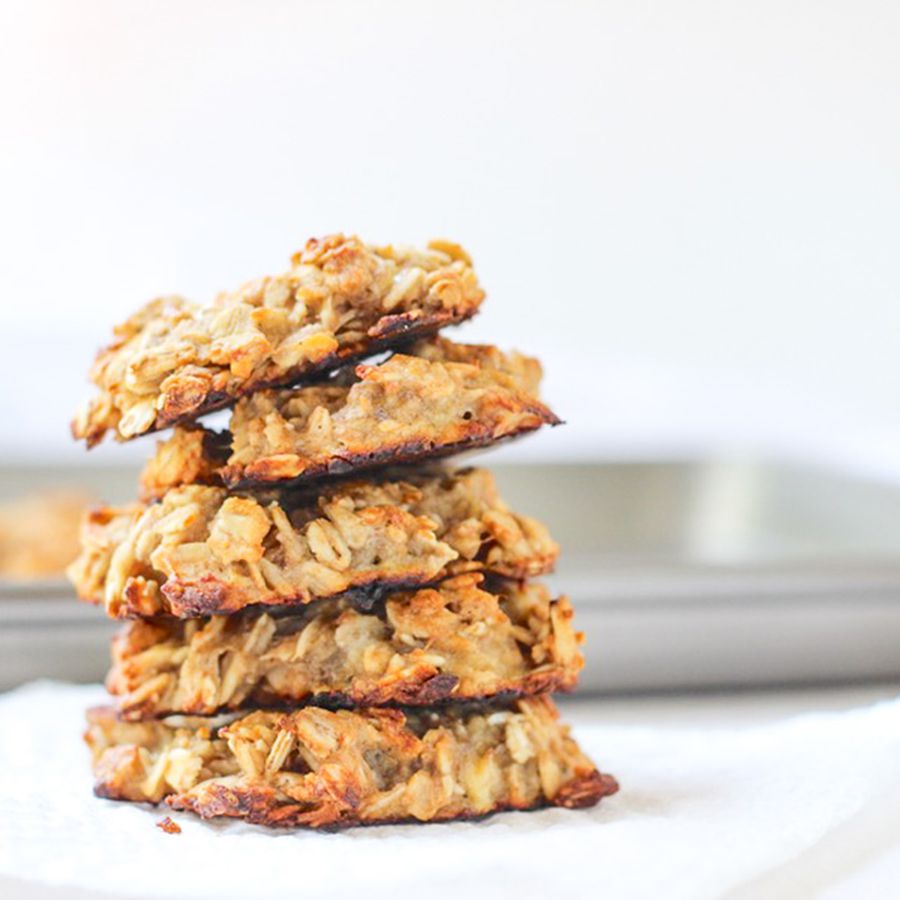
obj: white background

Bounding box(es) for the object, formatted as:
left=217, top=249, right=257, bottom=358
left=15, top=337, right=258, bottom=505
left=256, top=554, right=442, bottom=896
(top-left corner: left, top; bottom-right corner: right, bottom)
left=1, top=0, right=899, bottom=471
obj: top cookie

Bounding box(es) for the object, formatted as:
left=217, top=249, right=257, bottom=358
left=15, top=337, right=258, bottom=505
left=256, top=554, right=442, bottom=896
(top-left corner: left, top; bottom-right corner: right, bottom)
left=72, top=235, right=484, bottom=446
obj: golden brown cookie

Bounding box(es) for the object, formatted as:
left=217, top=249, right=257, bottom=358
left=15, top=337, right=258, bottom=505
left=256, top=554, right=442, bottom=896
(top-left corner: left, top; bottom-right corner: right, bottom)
left=137, top=338, right=559, bottom=496
left=105, top=574, right=582, bottom=719
left=85, top=696, right=617, bottom=828
left=72, top=236, right=484, bottom=446
left=68, top=469, right=557, bottom=618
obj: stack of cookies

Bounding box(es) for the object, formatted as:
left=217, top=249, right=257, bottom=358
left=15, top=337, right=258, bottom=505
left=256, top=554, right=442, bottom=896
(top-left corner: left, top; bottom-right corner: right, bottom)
left=68, top=234, right=618, bottom=828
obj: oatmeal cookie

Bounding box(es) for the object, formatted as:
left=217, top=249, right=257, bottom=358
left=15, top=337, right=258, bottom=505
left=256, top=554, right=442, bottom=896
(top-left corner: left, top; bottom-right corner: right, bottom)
left=106, top=574, right=582, bottom=718
left=85, top=696, right=617, bottom=827
left=68, top=469, right=557, bottom=618
left=138, top=338, right=559, bottom=496
left=72, top=236, right=484, bottom=446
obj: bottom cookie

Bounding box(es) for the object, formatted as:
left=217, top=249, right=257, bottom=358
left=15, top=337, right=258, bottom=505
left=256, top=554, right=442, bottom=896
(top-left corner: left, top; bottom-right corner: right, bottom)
left=84, top=696, right=617, bottom=828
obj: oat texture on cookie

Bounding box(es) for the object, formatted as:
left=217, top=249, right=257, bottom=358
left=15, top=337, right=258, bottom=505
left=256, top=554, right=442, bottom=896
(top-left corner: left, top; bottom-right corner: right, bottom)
left=69, top=234, right=617, bottom=829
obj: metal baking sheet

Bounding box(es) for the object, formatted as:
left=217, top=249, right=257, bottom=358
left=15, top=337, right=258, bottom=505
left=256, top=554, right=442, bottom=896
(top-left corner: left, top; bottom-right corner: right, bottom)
left=492, top=460, right=900, bottom=691
left=2, top=459, right=900, bottom=692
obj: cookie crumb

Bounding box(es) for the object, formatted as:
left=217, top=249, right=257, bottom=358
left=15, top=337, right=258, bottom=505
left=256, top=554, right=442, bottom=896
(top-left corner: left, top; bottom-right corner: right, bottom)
left=156, top=816, right=181, bottom=834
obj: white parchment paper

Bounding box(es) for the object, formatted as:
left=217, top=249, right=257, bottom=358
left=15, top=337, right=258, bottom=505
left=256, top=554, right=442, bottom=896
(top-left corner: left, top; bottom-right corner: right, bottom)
left=2, top=681, right=899, bottom=900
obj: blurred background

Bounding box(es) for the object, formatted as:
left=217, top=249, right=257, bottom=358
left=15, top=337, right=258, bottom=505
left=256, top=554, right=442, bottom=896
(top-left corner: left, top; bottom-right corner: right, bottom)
left=1, top=0, right=899, bottom=690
